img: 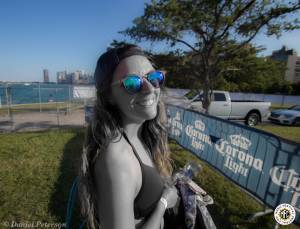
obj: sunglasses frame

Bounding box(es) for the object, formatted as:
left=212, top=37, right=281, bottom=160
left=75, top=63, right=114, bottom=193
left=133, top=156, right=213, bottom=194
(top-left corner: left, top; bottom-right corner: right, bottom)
left=111, top=70, right=166, bottom=94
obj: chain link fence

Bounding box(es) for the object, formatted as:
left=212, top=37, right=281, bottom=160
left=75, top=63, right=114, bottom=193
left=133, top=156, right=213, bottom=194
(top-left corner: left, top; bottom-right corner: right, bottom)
left=0, top=83, right=96, bottom=132
left=3, top=84, right=298, bottom=132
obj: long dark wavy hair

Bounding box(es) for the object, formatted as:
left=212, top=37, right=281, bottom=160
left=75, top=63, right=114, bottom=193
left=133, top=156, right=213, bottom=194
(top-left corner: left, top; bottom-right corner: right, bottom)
left=78, top=44, right=173, bottom=229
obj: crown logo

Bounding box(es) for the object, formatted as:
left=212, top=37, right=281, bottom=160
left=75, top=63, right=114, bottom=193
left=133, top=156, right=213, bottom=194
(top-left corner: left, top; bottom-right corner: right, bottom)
left=195, top=120, right=205, bottom=131
left=230, top=135, right=251, bottom=150
left=174, top=112, right=181, bottom=120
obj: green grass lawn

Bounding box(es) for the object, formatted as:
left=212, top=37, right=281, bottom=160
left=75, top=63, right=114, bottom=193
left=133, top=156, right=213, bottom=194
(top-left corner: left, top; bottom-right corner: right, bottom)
left=0, top=129, right=84, bottom=228
left=0, top=129, right=299, bottom=229
left=252, top=103, right=300, bottom=143
left=255, top=125, right=300, bottom=143
left=270, top=104, right=292, bottom=110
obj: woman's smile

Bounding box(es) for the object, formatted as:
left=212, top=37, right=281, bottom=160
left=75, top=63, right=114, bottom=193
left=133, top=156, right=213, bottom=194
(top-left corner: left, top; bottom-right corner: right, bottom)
left=136, top=97, right=156, bottom=107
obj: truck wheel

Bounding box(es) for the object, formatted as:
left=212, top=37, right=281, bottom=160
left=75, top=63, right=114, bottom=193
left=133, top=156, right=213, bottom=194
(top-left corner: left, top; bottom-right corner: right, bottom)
left=245, top=112, right=260, bottom=126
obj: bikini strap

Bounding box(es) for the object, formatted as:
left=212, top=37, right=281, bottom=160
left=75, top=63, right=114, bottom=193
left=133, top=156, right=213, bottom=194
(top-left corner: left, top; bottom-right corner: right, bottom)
left=122, top=131, right=143, bottom=164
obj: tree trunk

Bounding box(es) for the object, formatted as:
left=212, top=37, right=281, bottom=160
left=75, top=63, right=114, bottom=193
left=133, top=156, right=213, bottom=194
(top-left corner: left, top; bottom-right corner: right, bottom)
left=202, top=71, right=211, bottom=114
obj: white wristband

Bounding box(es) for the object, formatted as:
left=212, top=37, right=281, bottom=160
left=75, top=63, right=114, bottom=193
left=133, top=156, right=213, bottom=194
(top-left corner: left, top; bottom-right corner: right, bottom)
left=159, top=197, right=168, bottom=210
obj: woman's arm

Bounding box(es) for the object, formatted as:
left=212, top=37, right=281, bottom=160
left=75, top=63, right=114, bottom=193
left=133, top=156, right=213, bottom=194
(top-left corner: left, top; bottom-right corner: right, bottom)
left=94, top=145, right=137, bottom=229
left=140, top=186, right=178, bottom=229
left=139, top=201, right=165, bottom=229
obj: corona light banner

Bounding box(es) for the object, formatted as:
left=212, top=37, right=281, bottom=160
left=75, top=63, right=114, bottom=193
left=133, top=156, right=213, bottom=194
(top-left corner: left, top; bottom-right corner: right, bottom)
left=166, top=104, right=300, bottom=224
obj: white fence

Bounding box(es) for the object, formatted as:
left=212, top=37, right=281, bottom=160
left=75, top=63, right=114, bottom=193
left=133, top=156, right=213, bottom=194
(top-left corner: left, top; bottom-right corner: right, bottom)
left=164, top=88, right=300, bottom=106
left=73, top=85, right=96, bottom=99
left=229, top=92, right=300, bottom=106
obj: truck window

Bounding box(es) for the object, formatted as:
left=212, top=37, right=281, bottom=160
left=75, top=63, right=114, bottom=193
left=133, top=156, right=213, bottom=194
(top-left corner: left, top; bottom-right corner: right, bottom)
left=213, top=93, right=226, bottom=101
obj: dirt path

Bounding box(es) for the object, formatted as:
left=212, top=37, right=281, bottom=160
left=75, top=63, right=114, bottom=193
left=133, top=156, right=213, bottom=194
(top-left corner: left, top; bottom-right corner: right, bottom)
left=0, top=109, right=85, bottom=132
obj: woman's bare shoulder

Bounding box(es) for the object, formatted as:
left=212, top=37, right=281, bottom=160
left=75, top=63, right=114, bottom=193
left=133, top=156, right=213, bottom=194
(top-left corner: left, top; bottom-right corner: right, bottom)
left=93, top=137, right=139, bottom=229
left=94, top=136, right=136, bottom=177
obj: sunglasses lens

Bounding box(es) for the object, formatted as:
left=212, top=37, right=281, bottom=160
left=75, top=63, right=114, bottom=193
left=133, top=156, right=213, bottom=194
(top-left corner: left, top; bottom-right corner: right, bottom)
left=147, top=71, right=165, bottom=87
left=123, top=75, right=142, bottom=93
left=121, top=71, right=164, bottom=94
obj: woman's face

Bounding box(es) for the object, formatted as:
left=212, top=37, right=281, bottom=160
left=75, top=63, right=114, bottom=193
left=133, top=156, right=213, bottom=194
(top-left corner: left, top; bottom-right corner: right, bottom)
left=110, top=55, right=160, bottom=124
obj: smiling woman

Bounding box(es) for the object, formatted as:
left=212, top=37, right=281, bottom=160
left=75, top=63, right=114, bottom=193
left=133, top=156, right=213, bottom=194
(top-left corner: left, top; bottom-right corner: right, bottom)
left=110, top=55, right=163, bottom=123
left=78, top=44, right=178, bottom=229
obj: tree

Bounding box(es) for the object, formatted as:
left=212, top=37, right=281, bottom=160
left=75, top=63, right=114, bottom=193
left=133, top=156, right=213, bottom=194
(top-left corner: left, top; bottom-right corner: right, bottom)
left=291, top=82, right=300, bottom=95
left=122, top=0, right=300, bottom=111
left=215, top=44, right=287, bottom=93
left=108, top=40, right=132, bottom=50
left=152, top=51, right=202, bottom=88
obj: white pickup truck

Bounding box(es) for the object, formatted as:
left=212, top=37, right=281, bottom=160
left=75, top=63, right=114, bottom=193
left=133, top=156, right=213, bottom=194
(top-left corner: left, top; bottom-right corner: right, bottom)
left=167, top=90, right=271, bottom=126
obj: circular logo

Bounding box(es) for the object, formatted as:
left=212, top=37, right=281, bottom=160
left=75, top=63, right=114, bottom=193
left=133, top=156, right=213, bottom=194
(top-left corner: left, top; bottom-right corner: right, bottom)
left=274, top=203, right=296, bottom=225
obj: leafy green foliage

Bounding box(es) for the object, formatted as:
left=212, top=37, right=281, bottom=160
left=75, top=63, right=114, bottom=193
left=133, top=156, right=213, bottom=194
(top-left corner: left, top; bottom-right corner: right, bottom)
left=152, top=51, right=202, bottom=89
left=150, top=44, right=298, bottom=94
left=214, top=44, right=288, bottom=93
left=122, top=0, right=300, bottom=109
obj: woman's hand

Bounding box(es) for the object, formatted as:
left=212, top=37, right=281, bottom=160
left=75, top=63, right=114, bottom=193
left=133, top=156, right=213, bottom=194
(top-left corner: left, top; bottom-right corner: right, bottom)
left=161, top=186, right=179, bottom=209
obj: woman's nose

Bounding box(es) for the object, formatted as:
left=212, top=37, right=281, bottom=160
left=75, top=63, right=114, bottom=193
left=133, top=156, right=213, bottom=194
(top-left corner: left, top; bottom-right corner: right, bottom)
left=140, top=78, right=155, bottom=93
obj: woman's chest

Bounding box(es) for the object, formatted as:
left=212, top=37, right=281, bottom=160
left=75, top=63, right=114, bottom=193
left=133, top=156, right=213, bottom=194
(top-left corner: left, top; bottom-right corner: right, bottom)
left=130, top=140, right=154, bottom=167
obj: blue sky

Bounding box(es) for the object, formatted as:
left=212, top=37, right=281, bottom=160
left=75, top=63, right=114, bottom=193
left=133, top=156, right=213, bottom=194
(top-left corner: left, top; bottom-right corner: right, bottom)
left=0, top=0, right=300, bottom=82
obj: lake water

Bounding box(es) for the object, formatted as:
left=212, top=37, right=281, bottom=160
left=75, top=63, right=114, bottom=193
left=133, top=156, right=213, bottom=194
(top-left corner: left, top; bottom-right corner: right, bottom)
left=0, top=83, right=73, bottom=105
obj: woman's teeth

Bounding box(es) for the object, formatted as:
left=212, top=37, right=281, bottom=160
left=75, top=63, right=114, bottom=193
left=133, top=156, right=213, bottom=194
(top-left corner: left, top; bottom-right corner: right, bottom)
left=138, top=98, right=155, bottom=106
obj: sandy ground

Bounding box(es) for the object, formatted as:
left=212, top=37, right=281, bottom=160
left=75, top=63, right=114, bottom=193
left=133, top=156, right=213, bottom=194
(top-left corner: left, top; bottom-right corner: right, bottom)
left=0, top=109, right=85, bottom=132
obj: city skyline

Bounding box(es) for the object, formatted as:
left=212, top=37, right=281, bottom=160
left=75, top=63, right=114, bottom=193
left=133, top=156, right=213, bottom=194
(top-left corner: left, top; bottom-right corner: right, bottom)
left=1, top=0, right=300, bottom=82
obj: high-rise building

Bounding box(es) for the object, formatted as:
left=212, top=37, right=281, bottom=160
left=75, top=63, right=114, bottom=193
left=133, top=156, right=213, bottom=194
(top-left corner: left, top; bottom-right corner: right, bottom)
left=270, top=46, right=300, bottom=83
left=65, top=72, right=73, bottom=84
left=43, top=69, right=49, bottom=83
left=88, top=73, right=95, bottom=84
left=56, top=70, right=93, bottom=84
left=57, top=71, right=67, bottom=83
left=73, top=71, right=81, bottom=83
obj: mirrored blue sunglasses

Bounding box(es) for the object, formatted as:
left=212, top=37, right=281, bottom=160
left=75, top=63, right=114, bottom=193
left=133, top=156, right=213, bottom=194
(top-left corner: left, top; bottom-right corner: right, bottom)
left=111, top=70, right=165, bottom=94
